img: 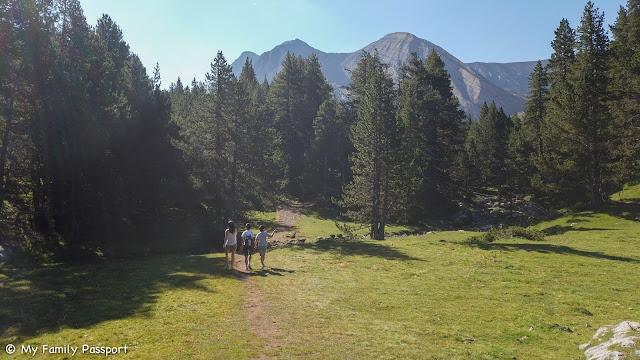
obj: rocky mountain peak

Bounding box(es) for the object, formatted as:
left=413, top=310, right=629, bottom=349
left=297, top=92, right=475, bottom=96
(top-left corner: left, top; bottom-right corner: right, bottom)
left=231, top=33, right=539, bottom=117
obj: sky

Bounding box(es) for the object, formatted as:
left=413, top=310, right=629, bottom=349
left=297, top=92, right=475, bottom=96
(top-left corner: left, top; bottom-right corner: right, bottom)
left=80, top=0, right=627, bottom=88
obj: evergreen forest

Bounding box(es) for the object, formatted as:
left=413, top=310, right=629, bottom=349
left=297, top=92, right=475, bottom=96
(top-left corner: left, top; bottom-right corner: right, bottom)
left=1, top=0, right=638, bottom=262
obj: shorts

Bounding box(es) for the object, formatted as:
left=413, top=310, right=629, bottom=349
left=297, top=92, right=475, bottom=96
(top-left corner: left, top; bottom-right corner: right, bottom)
left=225, top=243, right=236, bottom=250
left=257, top=246, right=267, bottom=257
left=243, top=246, right=254, bottom=256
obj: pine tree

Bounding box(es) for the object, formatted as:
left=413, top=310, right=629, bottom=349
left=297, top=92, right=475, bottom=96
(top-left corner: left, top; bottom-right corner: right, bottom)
left=539, top=3, right=613, bottom=207
left=536, top=18, right=580, bottom=204
left=475, top=102, right=512, bottom=199
left=340, top=52, right=401, bottom=240
left=268, top=52, right=306, bottom=195
left=571, top=1, right=612, bottom=206
left=523, top=60, right=549, bottom=156
left=423, top=50, right=466, bottom=211
left=610, top=0, right=640, bottom=184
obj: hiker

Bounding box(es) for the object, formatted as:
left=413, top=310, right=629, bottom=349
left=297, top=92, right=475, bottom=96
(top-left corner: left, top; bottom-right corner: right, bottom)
left=255, top=225, right=276, bottom=269
left=241, top=223, right=255, bottom=270
left=223, top=221, right=238, bottom=270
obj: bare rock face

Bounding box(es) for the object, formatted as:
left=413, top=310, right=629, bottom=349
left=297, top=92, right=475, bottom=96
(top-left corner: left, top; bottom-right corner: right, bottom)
left=581, top=321, right=640, bottom=360
left=451, top=194, right=548, bottom=229
left=231, top=32, right=534, bottom=118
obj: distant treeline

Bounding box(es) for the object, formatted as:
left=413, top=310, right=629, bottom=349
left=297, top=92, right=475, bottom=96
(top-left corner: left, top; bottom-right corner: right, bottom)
left=0, top=0, right=637, bottom=260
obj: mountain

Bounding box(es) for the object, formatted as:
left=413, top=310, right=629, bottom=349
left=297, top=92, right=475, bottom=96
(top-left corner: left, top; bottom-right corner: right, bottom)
left=467, top=60, right=549, bottom=98
left=231, top=32, right=539, bottom=117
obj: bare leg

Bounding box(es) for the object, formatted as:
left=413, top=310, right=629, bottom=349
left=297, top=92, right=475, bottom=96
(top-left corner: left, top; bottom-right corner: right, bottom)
left=225, top=247, right=230, bottom=268
left=230, top=247, right=236, bottom=269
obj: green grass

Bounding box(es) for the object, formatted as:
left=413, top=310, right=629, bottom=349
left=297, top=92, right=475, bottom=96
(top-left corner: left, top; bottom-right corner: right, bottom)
left=2, top=185, right=639, bottom=359
left=295, top=207, right=425, bottom=239
left=245, top=210, right=278, bottom=231
left=0, top=255, right=258, bottom=359
left=249, top=185, right=640, bottom=359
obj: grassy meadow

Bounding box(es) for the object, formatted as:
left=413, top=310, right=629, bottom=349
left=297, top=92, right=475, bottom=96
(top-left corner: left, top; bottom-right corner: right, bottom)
left=1, top=185, right=639, bottom=359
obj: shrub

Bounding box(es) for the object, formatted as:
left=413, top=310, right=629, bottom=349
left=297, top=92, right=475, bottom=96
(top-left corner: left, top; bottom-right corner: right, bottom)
left=467, top=226, right=545, bottom=244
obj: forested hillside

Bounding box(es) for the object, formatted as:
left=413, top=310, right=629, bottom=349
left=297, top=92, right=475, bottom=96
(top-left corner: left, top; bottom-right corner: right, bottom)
left=0, top=0, right=638, bottom=262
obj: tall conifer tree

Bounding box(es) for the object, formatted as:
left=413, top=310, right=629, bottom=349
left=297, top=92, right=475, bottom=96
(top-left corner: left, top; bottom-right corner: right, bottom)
left=340, top=52, right=401, bottom=240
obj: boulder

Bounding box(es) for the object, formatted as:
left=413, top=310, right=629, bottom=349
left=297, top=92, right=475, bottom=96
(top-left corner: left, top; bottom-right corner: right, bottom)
left=0, top=245, right=11, bottom=263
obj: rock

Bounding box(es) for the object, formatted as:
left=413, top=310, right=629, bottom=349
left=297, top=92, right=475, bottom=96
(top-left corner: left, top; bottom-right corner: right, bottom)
left=560, top=326, right=573, bottom=333
left=582, top=321, right=640, bottom=360
left=517, top=335, right=528, bottom=343
left=0, top=245, right=11, bottom=263
left=620, top=339, right=635, bottom=347
left=451, top=205, right=473, bottom=225
left=523, top=201, right=548, bottom=218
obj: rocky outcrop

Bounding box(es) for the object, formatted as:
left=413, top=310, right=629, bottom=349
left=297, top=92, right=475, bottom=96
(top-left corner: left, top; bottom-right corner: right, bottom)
left=231, top=32, right=536, bottom=118
left=451, top=194, right=549, bottom=230
left=581, top=321, right=640, bottom=360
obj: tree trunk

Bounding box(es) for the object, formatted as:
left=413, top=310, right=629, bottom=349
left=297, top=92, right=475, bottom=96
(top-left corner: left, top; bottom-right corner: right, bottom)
left=0, top=97, right=14, bottom=214
left=379, top=167, right=389, bottom=240
left=322, top=152, right=328, bottom=202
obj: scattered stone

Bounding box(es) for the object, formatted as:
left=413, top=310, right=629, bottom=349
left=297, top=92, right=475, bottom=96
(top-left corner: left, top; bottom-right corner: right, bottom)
left=582, top=321, right=640, bottom=360
left=529, top=327, right=534, bottom=331
left=451, top=195, right=549, bottom=229
left=586, top=324, right=592, bottom=328
left=517, top=335, right=528, bottom=343
left=560, top=326, right=573, bottom=333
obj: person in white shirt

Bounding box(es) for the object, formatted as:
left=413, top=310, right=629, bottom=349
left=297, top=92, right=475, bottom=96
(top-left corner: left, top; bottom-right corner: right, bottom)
left=222, top=221, right=237, bottom=270
left=255, top=225, right=276, bottom=269
left=241, top=223, right=255, bottom=270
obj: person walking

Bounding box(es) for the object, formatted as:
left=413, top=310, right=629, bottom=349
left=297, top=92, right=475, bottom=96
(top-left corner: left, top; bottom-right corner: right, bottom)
left=255, top=225, right=276, bottom=269
left=241, top=223, right=255, bottom=270
left=223, top=221, right=238, bottom=270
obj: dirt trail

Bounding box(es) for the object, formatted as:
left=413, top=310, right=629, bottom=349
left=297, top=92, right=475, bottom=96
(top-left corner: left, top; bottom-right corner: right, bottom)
left=229, top=200, right=311, bottom=359
left=272, top=200, right=312, bottom=241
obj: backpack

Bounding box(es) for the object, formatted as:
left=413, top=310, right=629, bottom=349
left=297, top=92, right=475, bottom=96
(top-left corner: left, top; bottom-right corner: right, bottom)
left=243, top=232, right=253, bottom=247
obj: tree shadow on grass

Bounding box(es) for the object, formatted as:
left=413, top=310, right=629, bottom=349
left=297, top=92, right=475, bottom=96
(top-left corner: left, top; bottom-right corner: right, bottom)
left=474, top=242, right=640, bottom=264
left=290, top=239, right=424, bottom=262
left=541, top=225, right=621, bottom=236
left=601, top=201, right=640, bottom=223
left=0, top=254, right=232, bottom=341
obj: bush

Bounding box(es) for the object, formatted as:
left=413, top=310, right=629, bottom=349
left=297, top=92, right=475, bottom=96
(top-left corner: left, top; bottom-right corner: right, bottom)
left=467, top=226, right=545, bottom=244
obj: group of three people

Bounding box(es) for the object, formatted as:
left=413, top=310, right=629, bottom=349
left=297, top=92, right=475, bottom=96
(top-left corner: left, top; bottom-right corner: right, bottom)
left=223, top=221, right=276, bottom=270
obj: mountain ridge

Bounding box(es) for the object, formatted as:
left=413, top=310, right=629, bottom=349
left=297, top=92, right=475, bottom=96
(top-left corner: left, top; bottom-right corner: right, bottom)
left=231, top=32, right=538, bottom=117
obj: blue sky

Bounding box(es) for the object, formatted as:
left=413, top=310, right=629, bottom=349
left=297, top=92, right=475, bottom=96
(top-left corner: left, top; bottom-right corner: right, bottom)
left=80, top=0, right=626, bottom=87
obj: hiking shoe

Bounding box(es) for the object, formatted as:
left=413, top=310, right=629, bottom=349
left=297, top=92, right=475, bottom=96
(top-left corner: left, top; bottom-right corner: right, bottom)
left=261, top=264, right=265, bottom=269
